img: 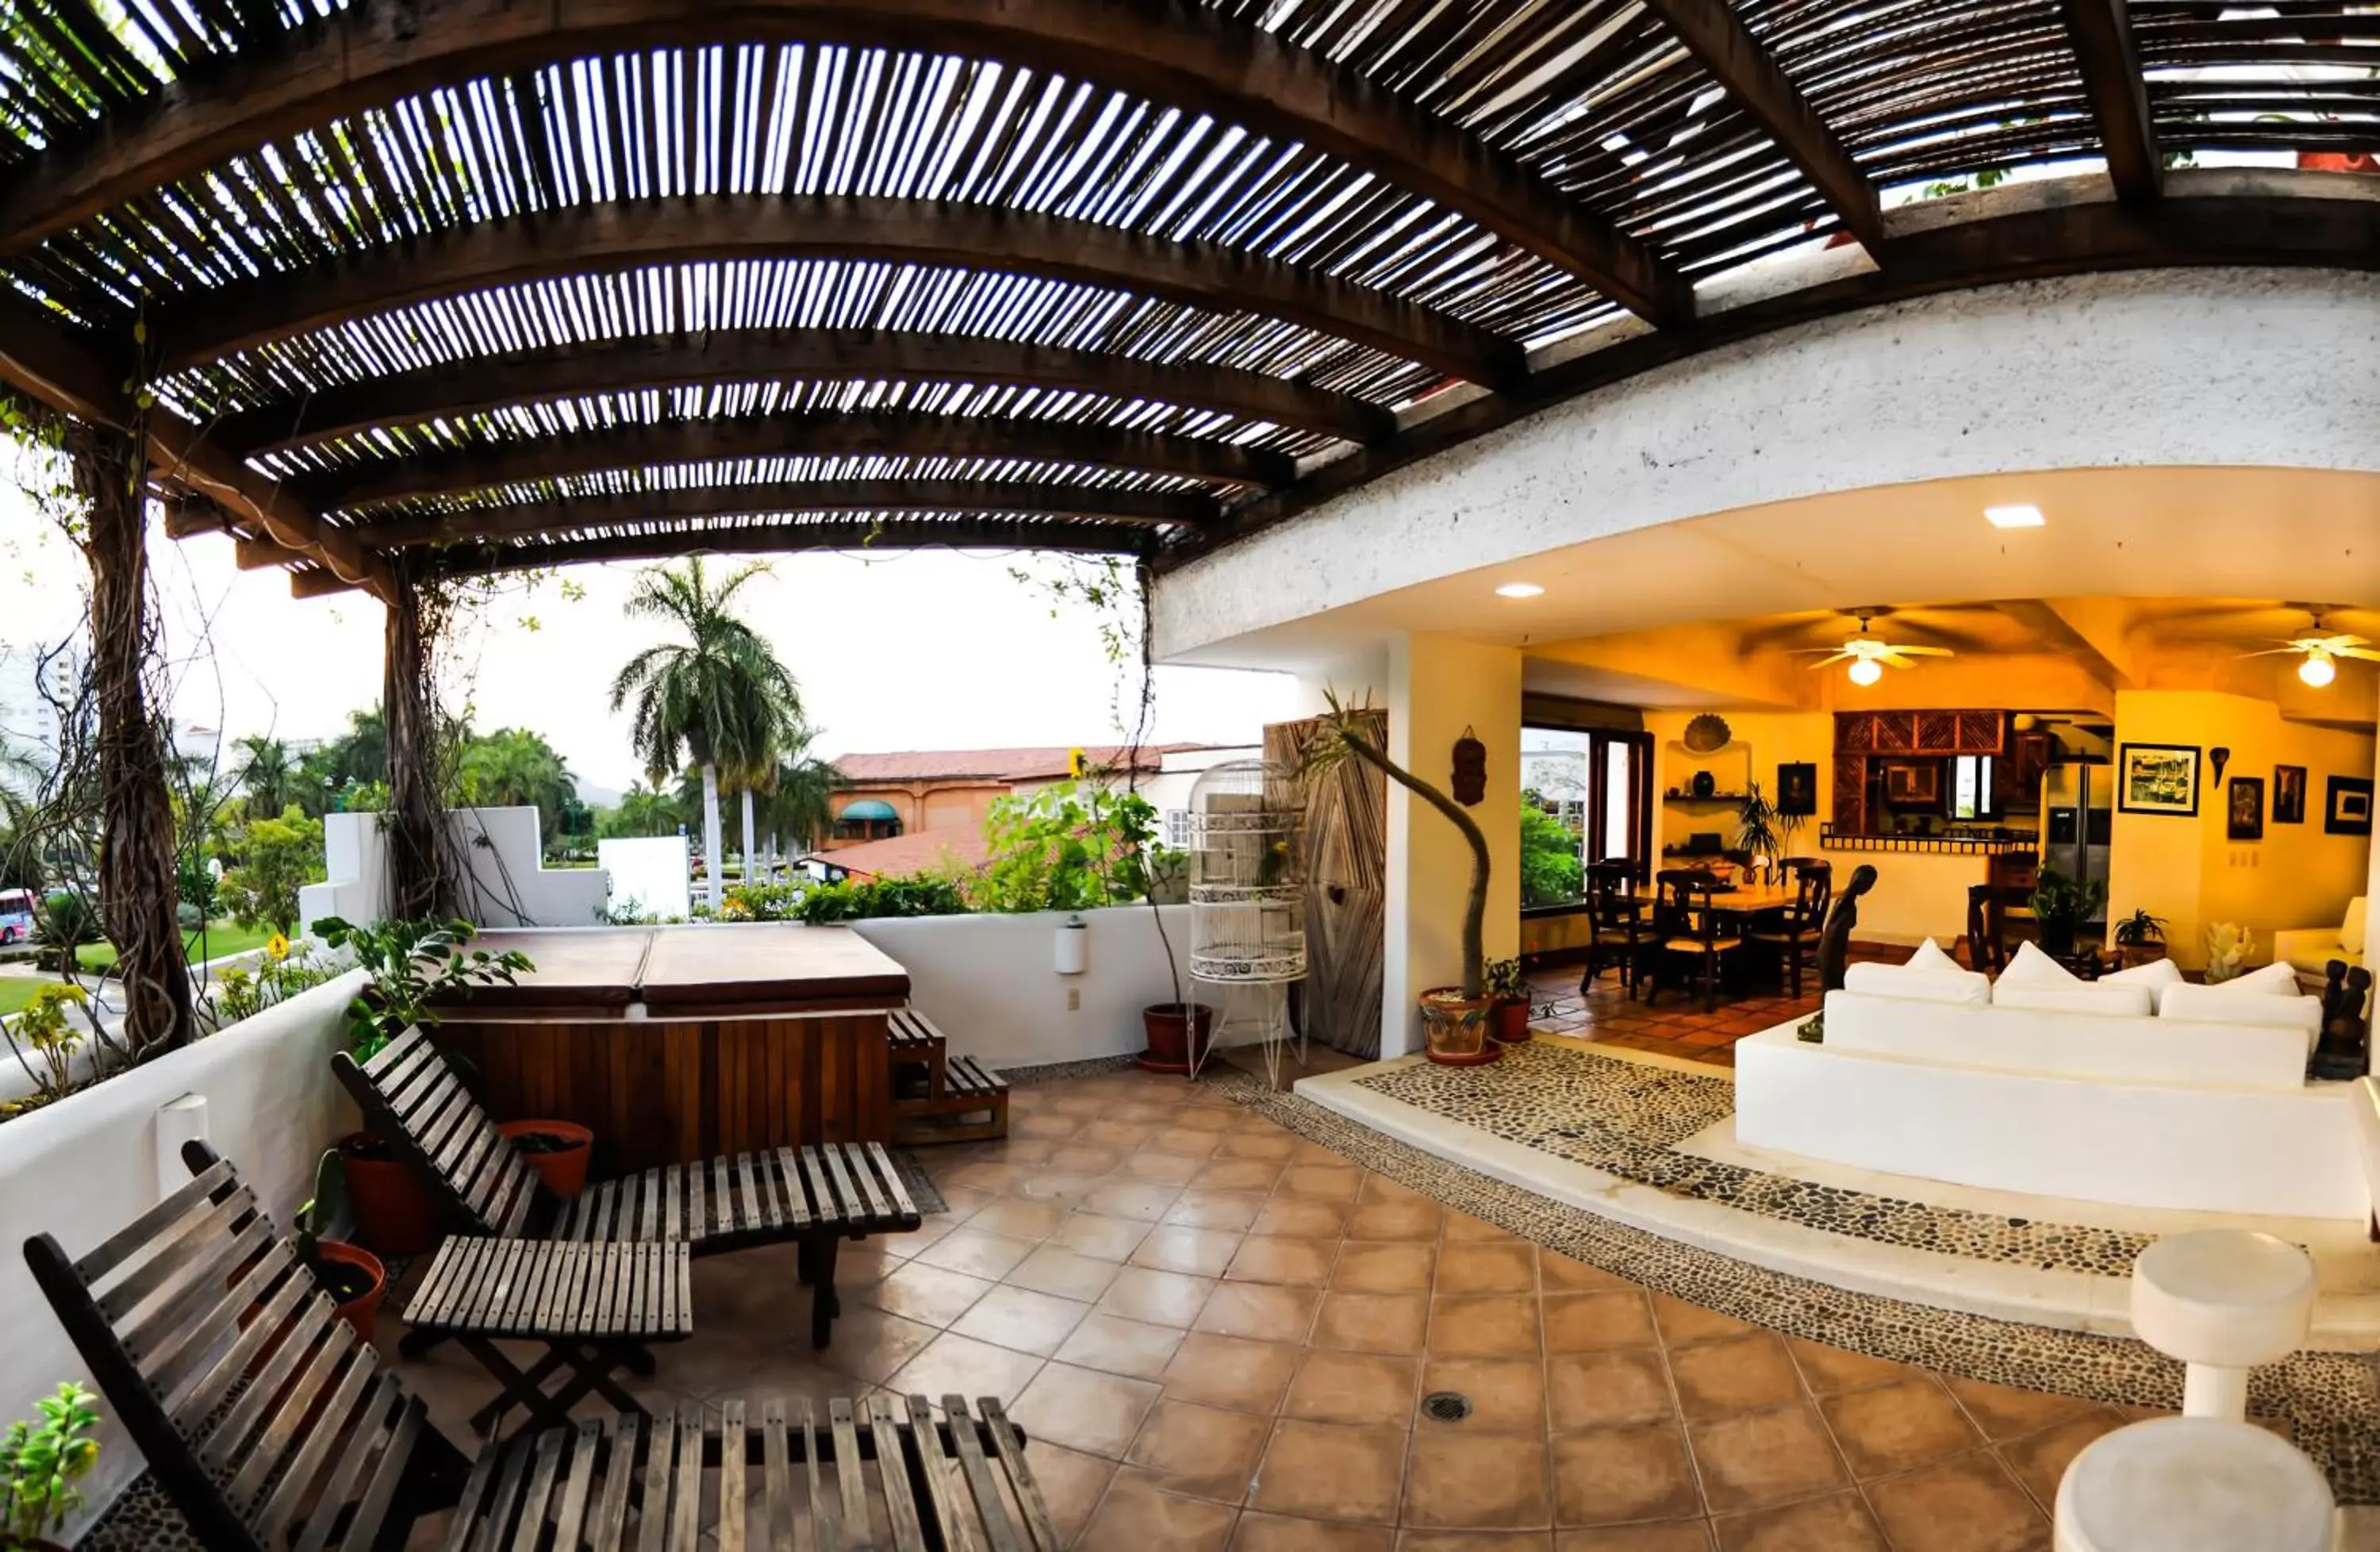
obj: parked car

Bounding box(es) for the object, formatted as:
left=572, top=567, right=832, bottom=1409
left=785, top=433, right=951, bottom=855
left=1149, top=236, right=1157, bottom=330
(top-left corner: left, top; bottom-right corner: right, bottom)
left=0, top=887, right=35, bottom=945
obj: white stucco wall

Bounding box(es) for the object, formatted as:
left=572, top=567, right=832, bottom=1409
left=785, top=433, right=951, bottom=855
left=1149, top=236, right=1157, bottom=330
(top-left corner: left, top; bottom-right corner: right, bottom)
left=300, top=807, right=610, bottom=932
left=1154, top=267, right=2380, bottom=658
left=0, top=971, right=364, bottom=1535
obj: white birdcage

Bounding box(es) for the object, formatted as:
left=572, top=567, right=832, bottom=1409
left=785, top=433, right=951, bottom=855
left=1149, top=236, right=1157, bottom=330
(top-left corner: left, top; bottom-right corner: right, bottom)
left=1186, top=759, right=1307, bottom=1081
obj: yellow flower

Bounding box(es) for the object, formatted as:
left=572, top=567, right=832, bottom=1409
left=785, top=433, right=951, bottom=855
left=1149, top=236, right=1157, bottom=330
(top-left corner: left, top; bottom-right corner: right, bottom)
left=266, top=933, right=290, bottom=962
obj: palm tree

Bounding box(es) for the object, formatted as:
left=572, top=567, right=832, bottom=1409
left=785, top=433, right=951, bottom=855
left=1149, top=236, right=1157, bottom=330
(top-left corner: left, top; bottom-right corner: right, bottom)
left=609, top=559, right=803, bottom=910
left=755, top=743, right=840, bottom=863
left=457, top=727, right=577, bottom=841
left=234, top=736, right=295, bottom=816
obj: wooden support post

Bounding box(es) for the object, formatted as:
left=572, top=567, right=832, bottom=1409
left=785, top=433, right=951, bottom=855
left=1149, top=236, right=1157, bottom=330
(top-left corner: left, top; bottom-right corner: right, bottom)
left=66, top=417, right=198, bottom=1057
left=383, top=557, right=445, bottom=920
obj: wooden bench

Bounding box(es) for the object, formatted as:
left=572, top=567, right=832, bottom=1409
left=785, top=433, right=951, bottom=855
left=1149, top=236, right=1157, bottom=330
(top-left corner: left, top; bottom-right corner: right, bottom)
left=334, top=1028, right=919, bottom=1346
left=23, top=1151, right=1060, bottom=1550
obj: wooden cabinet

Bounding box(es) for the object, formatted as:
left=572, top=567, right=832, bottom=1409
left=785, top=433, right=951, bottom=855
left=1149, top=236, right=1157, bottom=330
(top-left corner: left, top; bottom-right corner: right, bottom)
left=1834, top=710, right=2005, bottom=758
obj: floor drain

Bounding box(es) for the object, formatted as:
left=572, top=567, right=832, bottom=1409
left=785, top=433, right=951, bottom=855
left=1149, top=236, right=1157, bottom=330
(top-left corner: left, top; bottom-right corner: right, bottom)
left=1420, top=1391, right=1472, bottom=1423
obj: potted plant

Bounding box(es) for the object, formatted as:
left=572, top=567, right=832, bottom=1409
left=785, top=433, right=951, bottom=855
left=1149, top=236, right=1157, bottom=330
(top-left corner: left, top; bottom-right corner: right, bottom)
left=1, top=1383, right=99, bottom=1552
left=313, top=916, right=534, bottom=1252
left=1307, top=692, right=1499, bottom=1066
left=1735, top=782, right=1782, bottom=882
left=498, top=1119, right=594, bottom=1197
left=2111, top=909, right=2168, bottom=968
left=2027, top=866, right=2106, bottom=958
left=294, top=1150, right=386, bottom=1343
left=1484, top=956, right=1531, bottom=1044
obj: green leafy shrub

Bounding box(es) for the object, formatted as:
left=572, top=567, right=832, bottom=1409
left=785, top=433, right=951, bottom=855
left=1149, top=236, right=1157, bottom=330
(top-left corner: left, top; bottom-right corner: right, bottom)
left=1, top=1382, right=100, bottom=1545
left=32, top=893, right=97, bottom=971
left=1518, top=799, right=1584, bottom=907
left=217, top=805, right=325, bottom=934
left=313, top=916, right=534, bottom=1060
left=797, top=873, right=971, bottom=924
left=972, top=780, right=1157, bottom=913
left=203, top=938, right=334, bottom=1031
left=0, top=985, right=89, bottom=1115
left=720, top=881, right=801, bottom=921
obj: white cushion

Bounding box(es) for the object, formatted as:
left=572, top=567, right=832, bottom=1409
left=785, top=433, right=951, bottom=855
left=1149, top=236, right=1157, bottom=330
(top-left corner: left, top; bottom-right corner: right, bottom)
left=1990, top=981, right=2156, bottom=1018
left=2160, top=982, right=2322, bottom=1039
left=1999, top=939, right=2084, bottom=989
left=2340, top=897, right=2367, bottom=958
left=2103, top=956, right=2185, bottom=1012
left=1844, top=960, right=1992, bottom=1006
left=1905, top=937, right=1962, bottom=975
left=2221, top=962, right=2301, bottom=997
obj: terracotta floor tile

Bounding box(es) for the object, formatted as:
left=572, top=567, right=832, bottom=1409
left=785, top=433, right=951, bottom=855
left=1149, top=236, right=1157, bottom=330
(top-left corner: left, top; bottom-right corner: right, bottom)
left=1710, top=1490, right=1888, bottom=1552
left=912, top=1227, right=1037, bottom=1281
left=1096, top=1267, right=1220, bottom=1329
left=1011, top=1360, right=1163, bottom=1459
left=1077, top=1466, right=1241, bottom=1552
left=1668, top=1333, right=1802, bottom=1420
left=1174, top=1105, right=1238, bottom=1131
left=1687, top=1403, right=1849, bottom=1513
left=883, top=1331, right=1045, bottom=1408
left=1419, top=1356, right=1545, bottom=1433
left=1430, top=1295, right=1543, bottom=1357
left=861, top=1261, right=996, bottom=1327
left=1161, top=1333, right=1303, bottom=1413
left=1542, top=1291, right=1656, bottom=1353
left=1055, top=1312, right=1189, bottom=1381
left=1251, top=1419, right=1409, bottom=1525
left=809, top=1305, right=939, bottom=1385
left=1335, top=1242, right=1439, bottom=1294
left=1444, top=1213, right=1524, bottom=1243
left=1226, top=1235, right=1339, bottom=1287
left=1649, top=1293, right=1758, bottom=1350
left=1132, top=1224, right=1246, bottom=1278
left=1123, top=1151, right=1210, bottom=1185
left=1406, top=1432, right=1553, bottom=1530
left=1010, top=1169, right=1103, bottom=1204
left=1023, top=1440, right=1120, bottom=1544
left=1194, top=1158, right=1288, bottom=1193
left=1046, top=1212, right=1156, bottom=1263
left=1015, top=1110, right=1085, bottom=1139
left=1197, top=1281, right=1323, bottom=1343
left=1438, top=1243, right=1539, bottom=1295
left=1821, top=1379, right=1983, bottom=1479
left=1317, top=1292, right=1433, bottom=1354
left=1280, top=1164, right=1365, bottom=1200
left=1234, top=1511, right=1396, bottom=1550
left=1166, top=1191, right=1273, bottom=1232
left=1995, top=1409, right=2129, bottom=1510
left=1219, top=1131, right=1300, bottom=1162
left=1546, top=1350, right=1676, bottom=1432
left=1940, top=1377, right=2101, bottom=1442
left=1128, top=1398, right=1273, bottom=1503
left=1783, top=1338, right=1921, bottom=1396
left=1549, top=1423, right=1702, bottom=1526
left=1054, top=1144, right=1126, bottom=1175
left=1557, top=1524, right=1714, bottom=1550
left=1008, top=1243, right=1127, bottom=1302
left=1081, top=1120, right=1157, bottom=1150
left=1862, top=1453, right=2051, bottom=1552
left=950, top=1284, right=1092, bottom=1358
left=1285, top=1349, right=1423, bottom=1427
left=1538, top=1254, right=1633, bottom=1293
left=1252, top=1197, right=1353, bottom=1239
left=1084, top=1180, right=1190, bottom=1222
left=1150, top=1126, right=1227, bottom=1158
left=1349, top=1200, right=1446, bottom=1242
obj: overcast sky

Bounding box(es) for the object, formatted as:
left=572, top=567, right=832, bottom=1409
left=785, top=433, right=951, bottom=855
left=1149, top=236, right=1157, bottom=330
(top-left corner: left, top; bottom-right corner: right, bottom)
left=0, top=482, right=1297, bottom=797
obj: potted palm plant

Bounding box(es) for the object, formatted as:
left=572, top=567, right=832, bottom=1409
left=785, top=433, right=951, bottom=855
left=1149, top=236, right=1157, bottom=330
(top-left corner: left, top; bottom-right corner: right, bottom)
left=1307, top=692, right=1499, bottom=1066
left=1484, top=956, right=1531, bottom=1044
left=1736, top=782, right=1782, bottom=883
left=2027, top=866, right=2106, bottom=959
left=2112, top=909, right=2168, bottom=968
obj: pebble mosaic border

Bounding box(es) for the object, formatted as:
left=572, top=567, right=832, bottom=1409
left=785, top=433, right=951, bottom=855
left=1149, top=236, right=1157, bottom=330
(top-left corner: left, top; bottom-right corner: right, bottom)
left=992, top=1051, right=1142, bottom=1086
left=1211, top=1066, right=2380, bottom=1502
left=1355, top=1040, right=2158, bottom=1275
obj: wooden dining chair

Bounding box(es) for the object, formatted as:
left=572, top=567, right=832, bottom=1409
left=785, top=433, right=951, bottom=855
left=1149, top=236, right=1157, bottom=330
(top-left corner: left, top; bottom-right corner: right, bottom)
left=1748, top=859, right=1833, bottom=997
left=1645, top=868, right=1745, bottom=1012
left=1580, top=859, right=1646, bottom=995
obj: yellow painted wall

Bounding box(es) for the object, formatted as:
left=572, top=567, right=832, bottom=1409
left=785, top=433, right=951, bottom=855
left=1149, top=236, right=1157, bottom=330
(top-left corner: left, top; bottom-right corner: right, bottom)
left=1643, top=710, right=1833, bottom=858
left=2105, top=690, right=2374, bottom=970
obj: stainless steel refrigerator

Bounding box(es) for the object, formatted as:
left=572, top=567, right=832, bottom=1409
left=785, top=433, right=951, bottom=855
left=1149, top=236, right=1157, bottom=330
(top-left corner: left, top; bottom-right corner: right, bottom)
left=2039, top=763, right=2113, bottom=897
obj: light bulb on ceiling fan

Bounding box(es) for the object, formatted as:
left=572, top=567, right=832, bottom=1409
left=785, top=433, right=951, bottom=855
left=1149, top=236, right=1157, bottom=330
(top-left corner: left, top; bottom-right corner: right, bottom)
left=1848, top=658, right=1883, bottom=686
left=2300, top=652, right=2337, bottom=688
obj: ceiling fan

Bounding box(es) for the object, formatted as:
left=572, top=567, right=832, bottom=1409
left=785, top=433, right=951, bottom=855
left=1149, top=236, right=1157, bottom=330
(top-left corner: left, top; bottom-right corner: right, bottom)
left=1798, top=609, right=1953, bottom=685
left=2238, top=609, right=2380, bottom=687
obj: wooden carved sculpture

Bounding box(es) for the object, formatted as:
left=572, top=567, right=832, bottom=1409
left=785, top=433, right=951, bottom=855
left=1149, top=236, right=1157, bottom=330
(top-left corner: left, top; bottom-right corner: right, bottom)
left=2313, top=958, right=2374, bottom=1081
left=1818, top=864, right=1880, bottom=993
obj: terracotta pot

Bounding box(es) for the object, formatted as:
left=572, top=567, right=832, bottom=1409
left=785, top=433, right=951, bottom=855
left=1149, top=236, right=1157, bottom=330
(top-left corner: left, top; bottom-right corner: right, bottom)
left=499, top=1120, right=593, bottom=1198
left=1490, top=997, right=1532, bottom=1045
left=1421, top=989, right=1499, bottom=1066
left=2117, top=943, right=2168, bottom=969
left=1139, top=1002, right=1215, bottom=1075
left=315, top=1240, right=386, bottom=1343
left=337, top=1131, right=443, bottom=1256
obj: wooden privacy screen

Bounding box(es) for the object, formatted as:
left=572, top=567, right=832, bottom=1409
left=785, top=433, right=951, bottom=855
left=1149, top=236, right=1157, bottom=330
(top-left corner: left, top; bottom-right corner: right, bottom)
left=1267, top=710, right=1388, bottom=1059
left=436, top=1011, right=892, bottom=1174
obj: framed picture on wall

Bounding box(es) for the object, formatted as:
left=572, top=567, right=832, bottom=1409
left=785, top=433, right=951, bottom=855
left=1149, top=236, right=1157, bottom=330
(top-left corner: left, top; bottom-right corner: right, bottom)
left=2227, top=776, right=2264, bottom=842
left=2327, top=775, right=2374, bottom=837
left=2117, top=743, right=2201, bottom=816
left=2274, top=765, right=2308, bottom=825
left=1776, top=763, right=1818, bottom=817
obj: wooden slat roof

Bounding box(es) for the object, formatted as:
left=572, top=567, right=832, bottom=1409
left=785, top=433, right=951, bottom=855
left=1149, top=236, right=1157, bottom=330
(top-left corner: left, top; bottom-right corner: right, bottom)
left=0, top=0, right=2370, bottom=601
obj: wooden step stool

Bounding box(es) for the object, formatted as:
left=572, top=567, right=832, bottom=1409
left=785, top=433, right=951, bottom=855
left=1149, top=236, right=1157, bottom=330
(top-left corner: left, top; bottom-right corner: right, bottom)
left=888, top=1007, right=1011, bottom=1144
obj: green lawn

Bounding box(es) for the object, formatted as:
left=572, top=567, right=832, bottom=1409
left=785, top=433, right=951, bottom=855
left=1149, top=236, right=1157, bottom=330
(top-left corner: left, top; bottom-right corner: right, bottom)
left=0, top=920, right=288, bottom=1019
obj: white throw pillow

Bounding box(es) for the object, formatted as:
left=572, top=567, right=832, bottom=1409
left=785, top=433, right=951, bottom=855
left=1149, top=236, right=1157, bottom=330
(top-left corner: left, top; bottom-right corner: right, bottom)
left=1990, top=981, right=2157, bottom=1019
left=2159, top=981, right=2323, bottom=1039
left=1999, top=940, right=2079, bottom=988
left=2343, top=897, right=2367, bottom=958
left=2102, top=956, right=2184, bottom=1012
left=2218, top=962, right=2301, bottom=997
left=1844, top=960, right=1992, bottom=1007
left=1904, top=937, right=1961, bottom=975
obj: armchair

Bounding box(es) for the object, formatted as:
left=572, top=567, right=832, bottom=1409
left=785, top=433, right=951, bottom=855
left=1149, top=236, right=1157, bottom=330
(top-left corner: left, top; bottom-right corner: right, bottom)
left=2276, top=897, right=2366, bottom=988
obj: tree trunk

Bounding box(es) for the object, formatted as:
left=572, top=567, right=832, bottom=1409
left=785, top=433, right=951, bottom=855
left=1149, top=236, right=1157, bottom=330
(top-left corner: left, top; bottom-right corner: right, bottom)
left=384, top=559, right=444, bottom=920
left=701, top=763, right=724, bottom=912
left=69, top=419, right=197, bottom=1058
left=1333, top=724, right=1491, bottom=998
left=740, top=788, right=756, bottom=879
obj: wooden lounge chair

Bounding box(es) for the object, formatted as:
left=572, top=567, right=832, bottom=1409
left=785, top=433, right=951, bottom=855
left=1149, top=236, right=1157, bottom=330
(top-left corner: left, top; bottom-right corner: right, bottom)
left=332, top=1028, right=920, bottom=1346
left=22, top=1151, right=1055, bottom=1551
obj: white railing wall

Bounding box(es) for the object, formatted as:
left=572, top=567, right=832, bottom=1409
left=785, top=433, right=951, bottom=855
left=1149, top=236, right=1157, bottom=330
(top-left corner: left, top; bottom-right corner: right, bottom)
left=301, top=807, right=610, bottom=932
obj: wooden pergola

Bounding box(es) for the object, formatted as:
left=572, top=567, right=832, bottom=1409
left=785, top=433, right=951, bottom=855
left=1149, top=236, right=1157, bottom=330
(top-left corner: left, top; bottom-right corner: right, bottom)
left=0, top=0, right=2370, bottom=1048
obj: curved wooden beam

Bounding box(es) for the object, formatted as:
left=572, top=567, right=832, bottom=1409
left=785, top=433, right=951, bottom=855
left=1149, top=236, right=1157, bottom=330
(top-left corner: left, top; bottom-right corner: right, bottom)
left=435, top=517, right=1155, bottom=577
left=0, top=1, right=1687, bottom=326
left=157, top=198, right=1525, bottom=389
left=348, top=479, right=1223, bottom=549
left=222, top=330, right=1394, bottom=457
left=299, top=412, right=1288, bottom=513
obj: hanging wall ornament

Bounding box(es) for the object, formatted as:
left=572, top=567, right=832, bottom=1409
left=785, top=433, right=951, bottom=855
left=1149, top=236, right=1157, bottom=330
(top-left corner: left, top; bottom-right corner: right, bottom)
left=2210, top=747, right=2232, bottom=786
left=1452, top=726, right=1488, bottom=807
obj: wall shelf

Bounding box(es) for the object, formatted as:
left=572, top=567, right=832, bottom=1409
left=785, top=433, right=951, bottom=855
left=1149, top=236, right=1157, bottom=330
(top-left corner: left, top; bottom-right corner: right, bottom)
left=1663, top=793, right=1746, bottom=806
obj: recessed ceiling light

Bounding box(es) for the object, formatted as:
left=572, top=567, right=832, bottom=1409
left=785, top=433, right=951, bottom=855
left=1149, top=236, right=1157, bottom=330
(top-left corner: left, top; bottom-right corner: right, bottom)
left=1495, top=582, right=1545, bottom=599
left=1984, top=504, right=2045, bottom=529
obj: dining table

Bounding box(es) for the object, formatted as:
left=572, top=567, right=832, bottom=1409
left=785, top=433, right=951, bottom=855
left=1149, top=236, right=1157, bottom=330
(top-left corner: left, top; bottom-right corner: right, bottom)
left=1626, top=880, right=1802, bottom=921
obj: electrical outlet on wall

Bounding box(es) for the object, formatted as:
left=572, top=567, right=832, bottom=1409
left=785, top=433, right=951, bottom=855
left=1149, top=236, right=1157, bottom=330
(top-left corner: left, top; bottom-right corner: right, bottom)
left=1066, top=988, right=1081, bottom=1012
